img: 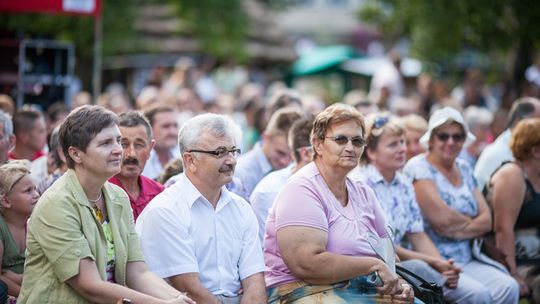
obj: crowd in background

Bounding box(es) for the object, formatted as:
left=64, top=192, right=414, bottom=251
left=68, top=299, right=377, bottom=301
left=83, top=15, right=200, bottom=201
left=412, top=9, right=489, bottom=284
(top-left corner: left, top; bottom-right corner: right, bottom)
left=0, top=50, right=539, bottom=303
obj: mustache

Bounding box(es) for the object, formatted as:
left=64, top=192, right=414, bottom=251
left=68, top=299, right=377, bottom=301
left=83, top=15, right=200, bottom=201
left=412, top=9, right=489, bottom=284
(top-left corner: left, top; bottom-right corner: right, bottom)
left=218, top=164, right=234, bottom=173
left=122, top=157, right=140, bottom=166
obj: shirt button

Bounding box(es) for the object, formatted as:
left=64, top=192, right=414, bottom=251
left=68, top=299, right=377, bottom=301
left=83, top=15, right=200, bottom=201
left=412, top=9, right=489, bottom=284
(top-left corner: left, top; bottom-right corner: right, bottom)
left=74, top=249, right=81, bottom=256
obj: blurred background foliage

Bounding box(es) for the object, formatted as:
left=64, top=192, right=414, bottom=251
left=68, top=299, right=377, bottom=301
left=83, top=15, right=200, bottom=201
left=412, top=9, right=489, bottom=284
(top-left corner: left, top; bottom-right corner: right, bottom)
left=358, top=0, right=540, bottom=86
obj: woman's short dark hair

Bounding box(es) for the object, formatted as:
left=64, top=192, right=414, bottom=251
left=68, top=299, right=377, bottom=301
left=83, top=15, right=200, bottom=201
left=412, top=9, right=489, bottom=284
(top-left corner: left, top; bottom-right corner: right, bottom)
left=59, top=105, right=118, bottom=169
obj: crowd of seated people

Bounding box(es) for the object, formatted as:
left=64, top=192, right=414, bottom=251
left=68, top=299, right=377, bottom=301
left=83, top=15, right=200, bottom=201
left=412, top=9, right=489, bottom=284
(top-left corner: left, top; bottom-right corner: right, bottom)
left=0, top=63, right=540, bottom=304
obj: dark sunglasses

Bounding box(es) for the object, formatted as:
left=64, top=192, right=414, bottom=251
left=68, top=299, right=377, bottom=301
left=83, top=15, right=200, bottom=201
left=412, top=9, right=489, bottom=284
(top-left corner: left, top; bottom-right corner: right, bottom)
left=325, top=135, right=366, bottom=147
left=188, top=147, right=241, bottom=158
left=434, top=132, right=465, bottom=143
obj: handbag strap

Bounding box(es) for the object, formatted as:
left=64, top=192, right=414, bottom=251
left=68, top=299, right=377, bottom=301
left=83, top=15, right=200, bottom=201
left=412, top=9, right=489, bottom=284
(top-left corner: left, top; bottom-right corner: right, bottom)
left=396, top=264, right=438, bottom=287
left=396, top=264, right=444, bottom=304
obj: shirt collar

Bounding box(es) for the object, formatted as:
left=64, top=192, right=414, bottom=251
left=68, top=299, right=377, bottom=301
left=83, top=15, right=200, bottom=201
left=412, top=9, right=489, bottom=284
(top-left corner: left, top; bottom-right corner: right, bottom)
left=176, top=173, right=234, bottom=212
left=365, top=164, right=399, bottom=186
left=65, top=169, right=125, bottom=209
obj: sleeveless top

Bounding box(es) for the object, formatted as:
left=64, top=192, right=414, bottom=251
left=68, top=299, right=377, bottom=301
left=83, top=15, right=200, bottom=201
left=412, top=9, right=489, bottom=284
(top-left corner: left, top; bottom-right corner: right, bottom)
left=0, top=216, right=25, bottom=273
left=486, top=162, right=540, bottom=264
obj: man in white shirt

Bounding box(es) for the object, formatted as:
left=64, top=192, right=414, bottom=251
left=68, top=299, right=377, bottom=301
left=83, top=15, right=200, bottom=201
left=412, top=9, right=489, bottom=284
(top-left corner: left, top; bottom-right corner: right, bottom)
left=250, top=117, right=314, bottom=244
left=474, top=97, right=540, bottom=191
left=136, top=113, right=266, bottom=304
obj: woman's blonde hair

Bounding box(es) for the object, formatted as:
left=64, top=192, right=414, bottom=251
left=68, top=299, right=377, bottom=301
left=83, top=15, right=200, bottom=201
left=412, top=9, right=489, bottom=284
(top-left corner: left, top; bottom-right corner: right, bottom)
left=401, top=114, right=428, bottom=133
left=0, top=160, right=32, bottom=202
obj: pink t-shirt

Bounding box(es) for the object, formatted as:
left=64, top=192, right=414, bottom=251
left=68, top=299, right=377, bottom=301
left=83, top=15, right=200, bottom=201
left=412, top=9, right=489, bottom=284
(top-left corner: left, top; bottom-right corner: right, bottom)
left=264, top=162, right=389, bottom=288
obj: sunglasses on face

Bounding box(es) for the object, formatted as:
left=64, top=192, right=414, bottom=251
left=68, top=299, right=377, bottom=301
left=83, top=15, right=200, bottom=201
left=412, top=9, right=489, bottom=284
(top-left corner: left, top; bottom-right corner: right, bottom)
left=325, top=135, right=366, bottom=147
left=188, top=147, right=241, bottom=158
left=434, top=132, right=465, bottom=143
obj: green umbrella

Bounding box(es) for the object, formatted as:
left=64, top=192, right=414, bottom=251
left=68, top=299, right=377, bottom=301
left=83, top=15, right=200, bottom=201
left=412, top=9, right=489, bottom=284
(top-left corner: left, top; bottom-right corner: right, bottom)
left=291, top=45, right=363, bottom=77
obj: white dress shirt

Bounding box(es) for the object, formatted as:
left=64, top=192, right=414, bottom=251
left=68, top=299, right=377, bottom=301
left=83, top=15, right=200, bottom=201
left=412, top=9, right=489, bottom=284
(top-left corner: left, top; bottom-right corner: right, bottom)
left=135, top=173, right=265, bottom=296
left=249, top=165, right=294, bottom=244
left=141, top=147, right=180, bottom=180
left=474, top=129, right=513, bottom=191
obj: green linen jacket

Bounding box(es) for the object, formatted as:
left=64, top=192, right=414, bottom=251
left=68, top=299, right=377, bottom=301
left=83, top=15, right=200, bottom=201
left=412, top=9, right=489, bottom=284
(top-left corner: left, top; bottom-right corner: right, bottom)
left=18, top=169, right=144, bottom=303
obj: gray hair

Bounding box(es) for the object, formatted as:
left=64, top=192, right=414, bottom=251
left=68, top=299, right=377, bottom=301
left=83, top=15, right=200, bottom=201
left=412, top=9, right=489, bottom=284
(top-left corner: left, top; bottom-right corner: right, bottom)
left=178, top=113, right=242, bottom=155
left=464, top=106, right=493, bottom=127
left=118, top=111, right=153, bottom=140
left=0, top=110, right=13, bottom=137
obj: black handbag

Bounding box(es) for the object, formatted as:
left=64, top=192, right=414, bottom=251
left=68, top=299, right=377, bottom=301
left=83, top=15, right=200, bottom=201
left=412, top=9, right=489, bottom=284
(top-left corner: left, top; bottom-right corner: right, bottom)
left=396, top=265, right=445, bottom=304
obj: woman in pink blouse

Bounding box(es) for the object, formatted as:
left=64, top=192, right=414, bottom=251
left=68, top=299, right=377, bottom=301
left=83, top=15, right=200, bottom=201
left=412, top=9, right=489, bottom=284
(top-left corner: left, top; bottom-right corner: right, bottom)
left=264, top=103, right=414, bottom=303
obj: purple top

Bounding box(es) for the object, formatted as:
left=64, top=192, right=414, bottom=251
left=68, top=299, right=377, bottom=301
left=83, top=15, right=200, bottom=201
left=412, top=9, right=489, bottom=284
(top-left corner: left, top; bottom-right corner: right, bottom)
left=263, top=162, right=389, bottom=288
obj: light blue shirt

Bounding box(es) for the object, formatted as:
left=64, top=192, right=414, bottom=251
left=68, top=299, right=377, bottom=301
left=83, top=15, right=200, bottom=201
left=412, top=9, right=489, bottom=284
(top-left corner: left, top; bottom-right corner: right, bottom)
left=136, top=173, right=265, bottom=296
left=232, top=142, right=272, bottom=200
left=349, top=165, right=424, bottom=245
left=250, top=164, right=294, bottom=244
left=141, top=147, right=180, bottom=180
left=404, top=154, right=479, bottom=264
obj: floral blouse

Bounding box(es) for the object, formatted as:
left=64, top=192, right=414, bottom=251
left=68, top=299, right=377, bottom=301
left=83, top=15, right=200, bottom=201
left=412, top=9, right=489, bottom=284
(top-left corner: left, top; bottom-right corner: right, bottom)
left=403, top=154, right=479, bottom=264
left=349, top=165, right=424, bottom=246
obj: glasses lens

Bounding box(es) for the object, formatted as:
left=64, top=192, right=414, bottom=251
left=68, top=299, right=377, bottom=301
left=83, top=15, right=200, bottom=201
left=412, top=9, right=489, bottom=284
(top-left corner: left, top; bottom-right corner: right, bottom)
left=436, top=133, right=450, bottom=141
left=232, top=148, right=241, bottom=157
left=333, top=135, right=349, bottom=145
left=351, top=137, right=365, bottom=147
left=436, top=133, right=465, bottom=142
left=214, top=148, right=228, bottom=158
left=452, top=134, right=465, bottom=142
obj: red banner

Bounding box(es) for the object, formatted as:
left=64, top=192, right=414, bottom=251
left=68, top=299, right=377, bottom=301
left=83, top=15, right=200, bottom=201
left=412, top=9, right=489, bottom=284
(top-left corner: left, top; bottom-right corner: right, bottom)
left=0, top=0, right=101, bottom=17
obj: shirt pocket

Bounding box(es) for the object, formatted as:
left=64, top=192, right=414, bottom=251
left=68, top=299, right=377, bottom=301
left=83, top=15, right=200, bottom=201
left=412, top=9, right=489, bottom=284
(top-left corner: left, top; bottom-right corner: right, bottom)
left=220, top=234, right=243, bottom=271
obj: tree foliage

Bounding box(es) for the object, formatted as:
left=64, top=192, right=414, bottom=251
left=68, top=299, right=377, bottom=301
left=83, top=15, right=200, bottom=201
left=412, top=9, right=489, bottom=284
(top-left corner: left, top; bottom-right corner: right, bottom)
left=360, top=0, right=540, bottom=59
left=173, top=0, right=249, bottom=61
left=358, top=0, right=540, bottom=83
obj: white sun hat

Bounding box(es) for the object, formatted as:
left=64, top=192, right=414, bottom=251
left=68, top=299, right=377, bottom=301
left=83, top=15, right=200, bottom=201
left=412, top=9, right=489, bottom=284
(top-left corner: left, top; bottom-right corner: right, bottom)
left=419, top=106, right=476, bottom=149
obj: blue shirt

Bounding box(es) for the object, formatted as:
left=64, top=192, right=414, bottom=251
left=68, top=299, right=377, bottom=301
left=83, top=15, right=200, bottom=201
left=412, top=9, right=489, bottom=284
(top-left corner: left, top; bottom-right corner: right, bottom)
left=231, top=142, right=272, bottom=200
left=349, top=165, right=424, bottom=245
left=250, top=164, right=294, bottom=244
left=404, top=154, right=479, bottom=264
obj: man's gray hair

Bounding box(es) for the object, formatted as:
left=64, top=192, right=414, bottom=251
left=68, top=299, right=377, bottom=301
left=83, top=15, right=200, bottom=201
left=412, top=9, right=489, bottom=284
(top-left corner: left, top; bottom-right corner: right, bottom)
left=0, top=110, right=13, bottom=137
left=178, top=113, right=242, bottom=155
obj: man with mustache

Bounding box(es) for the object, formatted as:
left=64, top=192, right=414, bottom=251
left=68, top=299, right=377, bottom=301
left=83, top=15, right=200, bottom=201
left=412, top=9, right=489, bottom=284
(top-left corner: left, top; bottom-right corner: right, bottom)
left=109, top=111, right=164, bottom=221
left=136, top=113, right=266, bottom=304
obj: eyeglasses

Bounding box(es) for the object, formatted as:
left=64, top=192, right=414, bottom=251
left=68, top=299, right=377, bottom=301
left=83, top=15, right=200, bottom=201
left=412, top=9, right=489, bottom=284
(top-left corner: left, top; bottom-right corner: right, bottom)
left=434, top=132, right=465, bottom=143
left=325, top=135, right=366, bottom=147
left=188, top=147, right=241, bottom=158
